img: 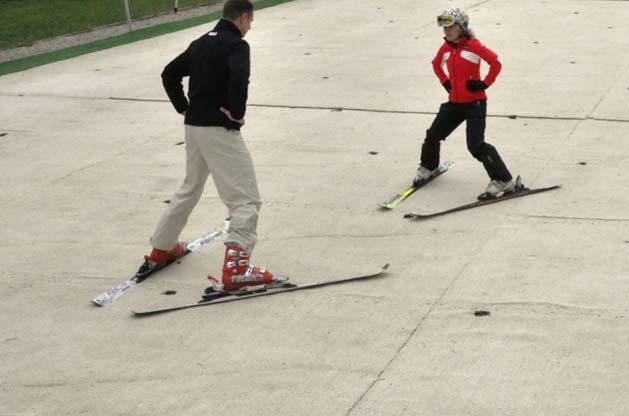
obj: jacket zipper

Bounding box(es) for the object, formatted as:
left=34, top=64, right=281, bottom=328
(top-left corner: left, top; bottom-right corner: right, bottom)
left=451, top=45, right=458, bottom=102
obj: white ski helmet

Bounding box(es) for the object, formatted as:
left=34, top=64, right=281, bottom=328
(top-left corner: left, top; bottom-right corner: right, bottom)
left=437, top=7, right=469, bottom=29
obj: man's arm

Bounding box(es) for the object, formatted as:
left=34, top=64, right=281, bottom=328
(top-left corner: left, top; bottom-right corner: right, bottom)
left=226, top=42, right=250, bottom=121
left=161, top=48, right=191, bottom=114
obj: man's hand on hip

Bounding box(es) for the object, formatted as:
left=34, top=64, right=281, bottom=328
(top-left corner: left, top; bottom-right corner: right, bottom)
left=220, top=107, right=245, bottom=126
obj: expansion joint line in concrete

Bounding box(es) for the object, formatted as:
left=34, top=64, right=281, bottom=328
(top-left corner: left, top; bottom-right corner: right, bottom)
left=3, top=94, right=628, bottom=123
left=247, top=103, right=629, bottom=123
left=587, top=62, right=629, bottom=118
left=528, top=118, right=582, bottom=186
left=345, top=234, right=496, bottom=416
left=524, top=214, right=629, bottom=222
left=106, top=97, right=629, bottom=123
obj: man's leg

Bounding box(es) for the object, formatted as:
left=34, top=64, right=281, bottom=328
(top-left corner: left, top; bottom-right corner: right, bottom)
left=150, top=126, right=210, bottom=250
left=196, top=126, right=261, bottom=255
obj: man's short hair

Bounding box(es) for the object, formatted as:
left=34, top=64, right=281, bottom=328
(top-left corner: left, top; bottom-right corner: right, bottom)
left=223, top=0, right=254, bottom=20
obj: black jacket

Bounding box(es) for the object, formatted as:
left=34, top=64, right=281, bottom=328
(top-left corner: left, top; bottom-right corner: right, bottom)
left=161, top=19, right=250, bottom=130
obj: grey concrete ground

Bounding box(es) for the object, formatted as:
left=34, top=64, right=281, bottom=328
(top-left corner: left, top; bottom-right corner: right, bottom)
left=1, top=0, right=628, bottom=415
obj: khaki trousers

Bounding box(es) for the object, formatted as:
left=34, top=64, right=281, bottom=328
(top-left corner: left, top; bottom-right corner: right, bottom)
left=151, top=125, right=262, bottom=254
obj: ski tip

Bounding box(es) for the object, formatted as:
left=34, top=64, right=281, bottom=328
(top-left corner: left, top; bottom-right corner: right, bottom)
left=378, top=203, right=394, bottom=210
left=381, top=263, right=390, bottom=272
left=90, top=299, right=105, bottom=307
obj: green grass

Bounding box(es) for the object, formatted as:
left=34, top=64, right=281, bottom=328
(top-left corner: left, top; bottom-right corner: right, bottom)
left=0, top=0, right=295, bottom=76
left=0, top=0, right=216, bottom=50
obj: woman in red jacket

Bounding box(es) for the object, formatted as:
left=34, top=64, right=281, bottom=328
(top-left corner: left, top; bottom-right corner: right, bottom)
left=413, top=7, right=515, bottom=200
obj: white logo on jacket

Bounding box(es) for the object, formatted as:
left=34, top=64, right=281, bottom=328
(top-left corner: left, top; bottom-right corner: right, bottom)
left=460, top=50, right=481, bottom=64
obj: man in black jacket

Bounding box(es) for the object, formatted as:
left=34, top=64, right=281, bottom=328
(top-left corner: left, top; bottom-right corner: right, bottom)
left=144, top=0, right=285, bottom=291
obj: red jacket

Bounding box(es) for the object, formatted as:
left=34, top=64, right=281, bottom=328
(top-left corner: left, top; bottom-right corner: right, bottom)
left=432, top=37, right=502, bottom=103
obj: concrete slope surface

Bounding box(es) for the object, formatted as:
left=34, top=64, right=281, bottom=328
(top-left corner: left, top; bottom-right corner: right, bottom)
left=1, top=0, right=628, bottom=415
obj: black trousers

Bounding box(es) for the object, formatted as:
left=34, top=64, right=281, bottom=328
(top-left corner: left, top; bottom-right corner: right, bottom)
left=420, top=100, right=512, bottom=181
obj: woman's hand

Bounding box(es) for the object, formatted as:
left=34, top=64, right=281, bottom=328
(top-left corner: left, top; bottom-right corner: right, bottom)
left=466, top=80, right=487, bottom=92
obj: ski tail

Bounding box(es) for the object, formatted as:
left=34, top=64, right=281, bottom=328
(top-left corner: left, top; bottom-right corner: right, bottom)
left=185, top=219, right=230, bottom=253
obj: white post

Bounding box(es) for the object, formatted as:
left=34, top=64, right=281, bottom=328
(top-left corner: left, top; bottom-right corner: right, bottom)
left=174, top=0, right=180, bottom=14
left=123, top=0, right=132, bottom=31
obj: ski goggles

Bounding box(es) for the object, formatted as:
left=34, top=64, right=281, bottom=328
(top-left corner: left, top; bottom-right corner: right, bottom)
left=437, top=15, right=455, bottom=27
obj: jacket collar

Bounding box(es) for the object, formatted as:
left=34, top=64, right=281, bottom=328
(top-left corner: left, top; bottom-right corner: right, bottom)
left=214, top=19, right=243, bottom=38
left=444, top=36, right=471, bottom=47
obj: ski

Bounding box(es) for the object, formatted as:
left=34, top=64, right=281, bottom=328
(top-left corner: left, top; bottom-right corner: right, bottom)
left=131, top=263, right=390, bottom=316
left=404, top=178, right=560, bottom=220
left=91, top=219, right=230, bottom=306
left=379, top=161, right=455, bottom=210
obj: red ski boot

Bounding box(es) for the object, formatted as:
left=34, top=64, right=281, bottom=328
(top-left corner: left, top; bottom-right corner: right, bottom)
left=144, top=241, right=187, bottom=269
left=207, top=243, right=288, bottom=291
